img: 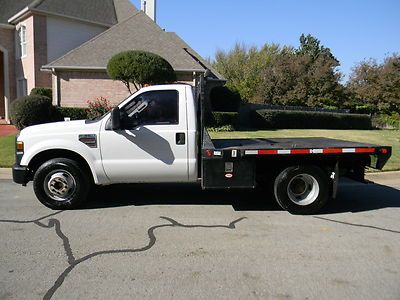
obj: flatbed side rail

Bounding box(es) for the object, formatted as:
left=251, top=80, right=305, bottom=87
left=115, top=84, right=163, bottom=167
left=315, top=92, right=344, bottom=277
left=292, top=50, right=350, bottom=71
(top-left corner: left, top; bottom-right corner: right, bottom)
left=203, top=146, right=392, bottom=170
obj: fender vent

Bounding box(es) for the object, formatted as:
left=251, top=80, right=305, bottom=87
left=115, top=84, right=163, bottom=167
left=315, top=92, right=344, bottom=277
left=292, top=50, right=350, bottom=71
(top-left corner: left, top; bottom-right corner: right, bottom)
left=79, top=134, right=97, bottom=148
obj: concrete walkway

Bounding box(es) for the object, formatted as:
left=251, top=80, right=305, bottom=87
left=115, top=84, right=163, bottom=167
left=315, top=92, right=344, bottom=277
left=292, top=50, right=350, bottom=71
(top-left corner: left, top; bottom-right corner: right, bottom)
left=365, top=171, right=400, bottom=186
left=0, top=168, right=12, bottom=179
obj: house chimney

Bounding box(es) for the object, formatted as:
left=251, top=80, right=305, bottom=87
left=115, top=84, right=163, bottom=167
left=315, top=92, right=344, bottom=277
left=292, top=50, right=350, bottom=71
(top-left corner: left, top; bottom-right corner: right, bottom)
left=141, top=0, right=156, bottom=23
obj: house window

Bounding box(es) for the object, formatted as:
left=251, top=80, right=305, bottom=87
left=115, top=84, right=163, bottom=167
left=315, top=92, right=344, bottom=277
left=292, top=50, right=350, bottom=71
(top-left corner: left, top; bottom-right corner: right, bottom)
left=17, top=79, right=27, bottom=97
left=18, top=25, right=27, bottom=58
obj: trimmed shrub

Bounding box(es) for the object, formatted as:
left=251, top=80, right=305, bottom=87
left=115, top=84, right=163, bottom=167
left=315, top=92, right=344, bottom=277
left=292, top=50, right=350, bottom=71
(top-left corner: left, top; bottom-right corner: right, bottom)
left=210, top=86, right=241, bottom=112
left=206, top=112, right=239, bottom=128
left=252, top=109, right=372, bottom=130
left=10, top=95, right=53, bottom=130
left=30, top=87, right=52, bottom=99
left=372, top=113, right=400, bottom=129
left=55, top=107, right=89, bottom=121
left=107, top=50, right=176, bottom=93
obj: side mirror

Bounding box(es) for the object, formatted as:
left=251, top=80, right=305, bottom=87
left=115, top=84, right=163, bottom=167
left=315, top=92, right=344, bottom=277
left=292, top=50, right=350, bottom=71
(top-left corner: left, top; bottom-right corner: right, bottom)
left=111, top=107, right=121, bottom=130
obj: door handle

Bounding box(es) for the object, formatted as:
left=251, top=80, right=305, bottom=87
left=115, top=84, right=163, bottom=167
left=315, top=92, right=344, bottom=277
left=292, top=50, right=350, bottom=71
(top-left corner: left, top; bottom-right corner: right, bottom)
left=176, top=133, right=186, bottom=145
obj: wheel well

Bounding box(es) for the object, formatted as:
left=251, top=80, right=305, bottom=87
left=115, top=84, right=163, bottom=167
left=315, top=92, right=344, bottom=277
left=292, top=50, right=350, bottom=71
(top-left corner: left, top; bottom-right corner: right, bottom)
left=28, top=149, right=94, bottom=183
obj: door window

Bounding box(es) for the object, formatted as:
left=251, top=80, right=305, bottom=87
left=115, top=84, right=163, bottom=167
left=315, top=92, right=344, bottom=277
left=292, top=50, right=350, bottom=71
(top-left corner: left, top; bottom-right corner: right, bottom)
left=121, top=90, right=179, bottom=129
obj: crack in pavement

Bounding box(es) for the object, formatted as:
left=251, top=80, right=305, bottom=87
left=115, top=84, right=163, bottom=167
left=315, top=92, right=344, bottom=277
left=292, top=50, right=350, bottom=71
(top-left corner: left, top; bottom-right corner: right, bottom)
left=34, top=219, right=75, bottom=265
left=0, top=213, right=246, bottom=300
left=314, top=216, right=400, bottom=234
left=0, top=211, right=63, bottom=224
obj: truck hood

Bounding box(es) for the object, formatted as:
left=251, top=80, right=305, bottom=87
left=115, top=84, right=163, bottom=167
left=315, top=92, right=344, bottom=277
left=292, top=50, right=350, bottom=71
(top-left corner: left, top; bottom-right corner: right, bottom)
left=19, top=120, right=102, bottom=139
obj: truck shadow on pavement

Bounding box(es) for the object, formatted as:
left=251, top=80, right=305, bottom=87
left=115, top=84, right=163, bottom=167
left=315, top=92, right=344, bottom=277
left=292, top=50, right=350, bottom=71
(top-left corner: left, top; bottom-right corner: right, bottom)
left=82, top=181, right=400, bottom=215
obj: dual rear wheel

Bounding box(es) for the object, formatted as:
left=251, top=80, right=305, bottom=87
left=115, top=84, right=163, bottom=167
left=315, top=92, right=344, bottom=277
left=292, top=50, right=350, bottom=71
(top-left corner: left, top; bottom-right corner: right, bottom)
left=273, top=165, right=330, bottom=214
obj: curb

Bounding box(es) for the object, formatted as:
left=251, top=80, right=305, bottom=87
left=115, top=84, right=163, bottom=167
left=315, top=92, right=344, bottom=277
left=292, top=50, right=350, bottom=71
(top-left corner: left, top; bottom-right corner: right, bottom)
left=0, top=168, right=12, bottom=180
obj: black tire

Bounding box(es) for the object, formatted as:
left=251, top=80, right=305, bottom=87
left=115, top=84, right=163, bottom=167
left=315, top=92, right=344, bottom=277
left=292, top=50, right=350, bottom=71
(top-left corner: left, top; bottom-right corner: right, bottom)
left=33, top=158, right=91, bottom=210
left=274, top=165, right=330, bottom=215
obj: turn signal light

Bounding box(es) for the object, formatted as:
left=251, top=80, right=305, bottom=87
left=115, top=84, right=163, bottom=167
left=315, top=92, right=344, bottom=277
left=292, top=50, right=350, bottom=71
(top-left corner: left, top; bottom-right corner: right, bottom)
left=16, top=141, right=24, bottom=151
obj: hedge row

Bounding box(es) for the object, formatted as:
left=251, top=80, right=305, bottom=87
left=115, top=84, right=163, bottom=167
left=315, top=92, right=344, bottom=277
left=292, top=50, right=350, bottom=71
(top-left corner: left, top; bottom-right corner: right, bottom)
left=252, top=109, right=372, bottom=130
left=55, top=107, right=89, bottom=121
left=206, top=112, right=239, bottom=128
left=10, top=95, right=91, bottom=129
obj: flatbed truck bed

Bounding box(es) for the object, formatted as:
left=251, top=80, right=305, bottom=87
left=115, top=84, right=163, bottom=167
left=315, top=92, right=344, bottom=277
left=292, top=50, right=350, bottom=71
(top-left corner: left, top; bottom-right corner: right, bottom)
left=201, top=130, right=391, bottom=213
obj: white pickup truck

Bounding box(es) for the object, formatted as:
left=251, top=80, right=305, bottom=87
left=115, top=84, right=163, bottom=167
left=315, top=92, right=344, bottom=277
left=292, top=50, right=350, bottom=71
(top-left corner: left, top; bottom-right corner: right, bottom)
left=13, top=83, right=391, bottom=214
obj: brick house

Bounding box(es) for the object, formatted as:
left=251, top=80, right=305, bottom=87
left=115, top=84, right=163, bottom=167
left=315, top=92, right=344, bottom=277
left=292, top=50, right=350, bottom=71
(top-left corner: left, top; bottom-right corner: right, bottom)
left=0, top=0, right=223, bottom=123
left=0, top=0, right=137, bottom=122
left=42, top=10, right=224, bottom=107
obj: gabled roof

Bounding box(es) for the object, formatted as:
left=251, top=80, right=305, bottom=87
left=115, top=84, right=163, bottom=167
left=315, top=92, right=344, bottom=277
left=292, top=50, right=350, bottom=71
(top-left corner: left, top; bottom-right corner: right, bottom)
left=2, top=0, right=137, bottom=26
left=166, top=32, right=225, bottom=80
left=112, top=0, right=138, bottom=23
left=43, top=11, right=223, bottom=79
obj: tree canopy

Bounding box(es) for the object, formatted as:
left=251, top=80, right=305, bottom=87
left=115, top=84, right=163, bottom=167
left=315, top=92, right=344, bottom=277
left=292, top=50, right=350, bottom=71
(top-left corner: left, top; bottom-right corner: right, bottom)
left=107, top=50, right=176, bottom=93
left=347, top=54, right=400, bottom=114
left=213, top=34, right=347, bottom=109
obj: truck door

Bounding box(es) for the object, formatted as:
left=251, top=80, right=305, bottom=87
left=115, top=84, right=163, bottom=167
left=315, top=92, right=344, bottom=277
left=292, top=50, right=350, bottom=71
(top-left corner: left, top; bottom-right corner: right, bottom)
left=99, top=87, right=189, bottom=183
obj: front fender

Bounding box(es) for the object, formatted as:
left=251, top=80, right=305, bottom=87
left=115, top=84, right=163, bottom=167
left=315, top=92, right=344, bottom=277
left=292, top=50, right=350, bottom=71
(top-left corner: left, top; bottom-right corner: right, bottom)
left=20, top=139, right=109, bottom=185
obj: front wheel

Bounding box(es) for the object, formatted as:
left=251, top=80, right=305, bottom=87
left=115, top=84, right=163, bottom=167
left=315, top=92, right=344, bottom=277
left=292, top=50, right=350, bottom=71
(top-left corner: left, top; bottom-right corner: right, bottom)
left=33, top=158, right=91, bottom=209
left=274, top=165, right=330, bottom=215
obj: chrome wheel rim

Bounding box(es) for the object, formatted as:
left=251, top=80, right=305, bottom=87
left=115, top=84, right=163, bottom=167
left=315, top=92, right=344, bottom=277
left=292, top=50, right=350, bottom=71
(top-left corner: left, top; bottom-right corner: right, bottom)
left=287, top=174, right=319, bottom=206
left=44, top=170, right=76, bottom=201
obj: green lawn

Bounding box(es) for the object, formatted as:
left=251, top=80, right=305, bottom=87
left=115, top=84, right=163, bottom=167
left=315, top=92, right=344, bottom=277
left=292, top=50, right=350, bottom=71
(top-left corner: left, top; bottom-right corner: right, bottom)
left=0, top=130, right=399, bottom=171
left=0, top=135, right=15, bottom=168
left=210, top=129, right=400, bottom=172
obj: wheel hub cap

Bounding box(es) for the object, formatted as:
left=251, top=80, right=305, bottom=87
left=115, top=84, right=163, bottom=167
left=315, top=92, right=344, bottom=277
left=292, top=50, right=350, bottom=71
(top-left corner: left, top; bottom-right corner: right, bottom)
left=44, top=171, right=76, bottom=201
left=287, top=174, right=319, bottom=206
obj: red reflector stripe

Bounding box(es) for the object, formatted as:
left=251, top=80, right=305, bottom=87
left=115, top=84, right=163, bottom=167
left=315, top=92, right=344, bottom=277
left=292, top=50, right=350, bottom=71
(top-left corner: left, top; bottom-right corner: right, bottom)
left=322, top=148, right=343, bottom=154
left=355, top=148, right=376, bottom=153
left=291, top=149, right=311, bottom=155
left=258, top=150, right=278, bottom=155
left=245, top=147, right=378, bottom=156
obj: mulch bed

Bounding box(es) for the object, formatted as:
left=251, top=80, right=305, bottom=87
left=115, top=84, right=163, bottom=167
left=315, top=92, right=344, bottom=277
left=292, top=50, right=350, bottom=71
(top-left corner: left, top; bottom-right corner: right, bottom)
left=0, top=125, right=18, bottom=137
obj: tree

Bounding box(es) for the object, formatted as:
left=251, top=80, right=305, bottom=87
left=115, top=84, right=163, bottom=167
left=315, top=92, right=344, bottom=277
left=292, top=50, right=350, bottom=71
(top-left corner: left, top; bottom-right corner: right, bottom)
left=213, top=43, right=282, bottom=101
left=258, top=34, right=346, bottom=108
left=213, top=35, right=347, bottom=108
left=297, top=33, right=338, bottom=63
left=347, top=54, right=400, bottom=114
left=107, top=51, right=176, bottom=94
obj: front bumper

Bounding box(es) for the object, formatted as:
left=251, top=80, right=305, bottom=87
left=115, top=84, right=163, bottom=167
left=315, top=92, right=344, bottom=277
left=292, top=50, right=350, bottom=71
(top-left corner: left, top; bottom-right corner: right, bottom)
left=12, top=164, right=29, bottom=185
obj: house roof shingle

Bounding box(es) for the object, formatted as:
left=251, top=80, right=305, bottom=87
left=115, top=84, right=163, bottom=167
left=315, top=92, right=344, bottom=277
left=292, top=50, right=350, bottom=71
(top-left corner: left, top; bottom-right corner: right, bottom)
left=0, top=0, right=31, bottom=24
left=1, top=0, right=137, bottom=25
left=43, top=12, right=223, bottom=79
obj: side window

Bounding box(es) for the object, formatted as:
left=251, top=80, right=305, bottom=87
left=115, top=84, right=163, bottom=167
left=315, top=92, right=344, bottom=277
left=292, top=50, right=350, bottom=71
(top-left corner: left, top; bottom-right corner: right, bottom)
left=121, top=90, right=179, bottom=129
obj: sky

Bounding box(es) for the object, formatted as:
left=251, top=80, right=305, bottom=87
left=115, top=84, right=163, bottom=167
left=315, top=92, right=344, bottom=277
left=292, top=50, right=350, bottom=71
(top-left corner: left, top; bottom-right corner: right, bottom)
left=131, top=0, right=400, bottom=81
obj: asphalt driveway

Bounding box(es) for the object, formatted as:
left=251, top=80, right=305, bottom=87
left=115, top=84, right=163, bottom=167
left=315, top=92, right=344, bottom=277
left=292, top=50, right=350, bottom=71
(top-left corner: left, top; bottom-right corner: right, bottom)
left=0, top=178, right=399, bottom=299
